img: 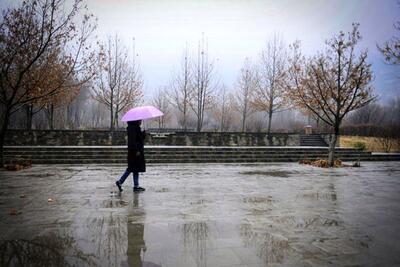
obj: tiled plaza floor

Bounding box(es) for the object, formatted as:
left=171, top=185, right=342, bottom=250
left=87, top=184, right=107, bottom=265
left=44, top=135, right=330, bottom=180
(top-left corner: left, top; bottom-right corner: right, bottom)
left=0, top=162, right=400, bottom=266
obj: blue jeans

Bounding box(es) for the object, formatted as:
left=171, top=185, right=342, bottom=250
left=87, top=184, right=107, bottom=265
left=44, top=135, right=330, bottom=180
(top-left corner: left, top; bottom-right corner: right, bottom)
left=118, top=168, right=139, bottom=187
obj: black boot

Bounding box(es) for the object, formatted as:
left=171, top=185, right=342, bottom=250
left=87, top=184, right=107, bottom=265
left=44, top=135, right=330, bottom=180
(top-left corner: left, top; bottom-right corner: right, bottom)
left=133, top=186, right=145, bottom=192
left=116, top=181, right=123, bottom=192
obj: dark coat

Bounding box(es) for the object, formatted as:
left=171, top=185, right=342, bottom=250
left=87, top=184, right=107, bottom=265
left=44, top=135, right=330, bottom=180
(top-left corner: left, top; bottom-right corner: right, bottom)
left=127, top=124, right=146, bottom=173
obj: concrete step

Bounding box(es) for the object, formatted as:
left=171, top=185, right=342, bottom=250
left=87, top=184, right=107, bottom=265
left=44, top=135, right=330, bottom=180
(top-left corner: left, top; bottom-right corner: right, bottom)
left=5, top=153, right=395, bottom=161
left=5, top=154, right=378, bottom=162
left=4, top=152, right=372, bottom=159
left=2, top=146, right=359, bottom=151
left=299, top=134, right=328, bottom=147
left=7, top=156, right=399, bottom=164
left=4, top=150, right=370, bottom=157
left=4, top=146, right=397, bottom=164
left=1, top=147, right=369, bottom=155
left=5, top=151, right=363, bottom=157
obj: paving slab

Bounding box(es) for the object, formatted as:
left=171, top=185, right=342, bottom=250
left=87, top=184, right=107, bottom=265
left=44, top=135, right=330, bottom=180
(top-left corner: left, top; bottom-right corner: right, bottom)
left=0, top=162, right=400, bottom=266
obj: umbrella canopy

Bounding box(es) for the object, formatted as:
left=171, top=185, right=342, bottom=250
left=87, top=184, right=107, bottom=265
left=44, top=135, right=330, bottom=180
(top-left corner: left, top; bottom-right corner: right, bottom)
left=121, top=105, right=164, bottom=122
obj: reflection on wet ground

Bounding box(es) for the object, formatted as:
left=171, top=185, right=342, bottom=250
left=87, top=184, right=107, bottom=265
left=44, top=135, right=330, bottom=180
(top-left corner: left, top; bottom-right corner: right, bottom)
left=239, top=170, right=292, bottom=177
left=0, top=162, right=400, bottom=266
left=0, top=232, right=95, bottom=266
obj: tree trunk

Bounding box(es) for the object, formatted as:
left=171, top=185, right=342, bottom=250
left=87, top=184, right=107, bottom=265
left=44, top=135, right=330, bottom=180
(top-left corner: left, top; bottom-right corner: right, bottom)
left=241, top=113, right=246, bottom=132
left=0, top=108, right=11, bottom=168
left=183, top=113, right=187, bottom=131
left=220, top=111, right=225, bottom=132
left=49, top=104, right=54, bottom=130
left=267, top=111, right=273, bottom=135
left=197, top=114, right=202, bottom=132
left=114, top=109, right=119, bottom=129
left=25, top=105, right=33, bottom=130
left=328, top=127, right=339, bottom=167
left=66, top=105, right=73, bottom=129
left=266, top=111, right=273, bottom=145
left=110, top=105, right=114, bottom=132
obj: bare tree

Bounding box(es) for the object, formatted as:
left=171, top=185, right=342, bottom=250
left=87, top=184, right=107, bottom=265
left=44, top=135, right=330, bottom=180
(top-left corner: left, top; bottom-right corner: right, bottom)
left=24, top=103, right=44, bottom=130
left=92, top=35, right=143, bottom=131
left=212, top=85, right=235, bottom=132
left=376, top=98, right=400, bottom=152
left=347, top=103, right=385, bottom=125
left=286, top=24, right=376, bottom=167
left=376, top=127, right=395, bottom=153
left=252, top=35, right=288, bottom=136
left=168, top=48, right=193, bottom=130
left=378, top=3, right=400, bottom=65
left=191, top=35, right=217, bottom=132
left=24, top=60, right=83, bottom=130
left=0, top=0, right=96, bottom=167
left=62, top=83, right=92, bottom=129
left=234, top=58, right=257, bottom=132
left=152, top=87, right=171, bottom=129
left=246, top=113, right=265, bottom=132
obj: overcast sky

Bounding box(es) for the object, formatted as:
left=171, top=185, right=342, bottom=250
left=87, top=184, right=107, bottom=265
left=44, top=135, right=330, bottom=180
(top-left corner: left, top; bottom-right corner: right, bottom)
left=2, top=0, right=399, bottom=102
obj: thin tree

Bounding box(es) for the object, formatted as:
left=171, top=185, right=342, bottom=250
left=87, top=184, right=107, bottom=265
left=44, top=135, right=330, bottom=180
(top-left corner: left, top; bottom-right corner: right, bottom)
left=286, top=24, right=376, bottom=167
left=212, top=85, right=235, bottom=132
left=24, top=103, right=44, bottom=130
left=92, top=35, right=143, bottom=131
left=0, top=0, right=96, bottom=167
left=42, top=77, right=82, bottom=129
left=168, top=48, right=192, bottom=130
left=24, top=59, right=82, bottom=130
left=152, top=87, right=171, bottom=129
left=378, top=3, right=400, bottom=65
left=191, top=35, right=217, bottom=132
left=252, top=36, right=288, bottom=135
left=348, top=103, right=384, bottom=125
left=234, top=58, right=257, bottom=132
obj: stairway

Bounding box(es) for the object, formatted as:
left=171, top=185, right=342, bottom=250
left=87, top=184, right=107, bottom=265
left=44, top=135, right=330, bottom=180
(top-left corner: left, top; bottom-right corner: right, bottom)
left=4, top=146, right=399, bottom=164
left=300, top=134, right=328, bottom=146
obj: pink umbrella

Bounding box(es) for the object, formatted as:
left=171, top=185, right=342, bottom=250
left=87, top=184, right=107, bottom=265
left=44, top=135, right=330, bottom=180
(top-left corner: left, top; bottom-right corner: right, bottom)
left=121, top=105, right=164, bottom=122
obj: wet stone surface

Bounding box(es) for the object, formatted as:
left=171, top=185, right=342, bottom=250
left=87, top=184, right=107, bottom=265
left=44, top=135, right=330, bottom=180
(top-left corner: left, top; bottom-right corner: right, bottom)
left=0, top=162, right=400, bottom=266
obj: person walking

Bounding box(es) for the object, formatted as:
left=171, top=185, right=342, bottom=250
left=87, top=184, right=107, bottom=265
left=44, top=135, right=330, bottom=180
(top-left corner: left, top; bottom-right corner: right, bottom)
left=116, top=120, right=146, bottom=192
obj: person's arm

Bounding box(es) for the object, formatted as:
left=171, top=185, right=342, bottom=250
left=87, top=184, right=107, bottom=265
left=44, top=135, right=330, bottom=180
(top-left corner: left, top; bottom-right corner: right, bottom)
left=128, top=128, right=139, bottom=151
left=133, top=128, right=143, bottom=156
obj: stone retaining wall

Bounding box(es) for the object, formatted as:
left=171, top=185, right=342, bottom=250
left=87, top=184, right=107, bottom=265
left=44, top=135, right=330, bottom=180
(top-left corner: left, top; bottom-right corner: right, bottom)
left=5, top=130, right=302, bottom=146
left=4, top=129, right=336, bottom=146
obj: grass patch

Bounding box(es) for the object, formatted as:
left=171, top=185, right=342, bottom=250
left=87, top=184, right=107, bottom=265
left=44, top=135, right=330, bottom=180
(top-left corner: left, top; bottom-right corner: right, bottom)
left=340, top=135, right=400, bottom=152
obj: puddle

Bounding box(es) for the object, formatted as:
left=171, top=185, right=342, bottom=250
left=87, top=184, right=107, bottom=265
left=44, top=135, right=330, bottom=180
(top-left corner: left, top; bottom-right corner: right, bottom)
left=0, top=232, right=95, bottom=266
left=190, top=199, right=209, bottom=205
left=243, top=196, right=275, bottom=204
left=249, top=208, right=273, bottom=215
left=102, top=199, right=129, bottom=208
left=155, top=188, right=170, bottom=193
left=271, top=215, right=340, bottom=228
left=240, top=170, right=291, bottom=177
left=240, top=224, right=289, bottom=264
left=298, top=192, right=337, bottom=201
left=27, top=173, right=54, bottom=178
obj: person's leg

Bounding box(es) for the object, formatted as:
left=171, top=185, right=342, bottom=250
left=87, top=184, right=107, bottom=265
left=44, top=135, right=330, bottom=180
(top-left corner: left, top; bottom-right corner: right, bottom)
left=133, top=172, right=145, bottom=191
left=133, top=172, right=139, bottom=188
left=116, top=168, right=130, bottom=192
left=119, top=169, right=131, bottom=184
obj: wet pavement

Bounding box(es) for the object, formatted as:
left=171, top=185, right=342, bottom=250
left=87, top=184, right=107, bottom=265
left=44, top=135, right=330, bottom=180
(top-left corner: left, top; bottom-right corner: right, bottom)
left=0, top=162, right=400, bottom=266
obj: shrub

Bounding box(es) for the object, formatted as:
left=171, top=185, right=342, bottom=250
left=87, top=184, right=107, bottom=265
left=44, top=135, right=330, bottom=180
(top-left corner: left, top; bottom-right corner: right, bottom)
left=299, top=158, right=342, bottom=168
left=353, top=141, right=366, bottom=151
